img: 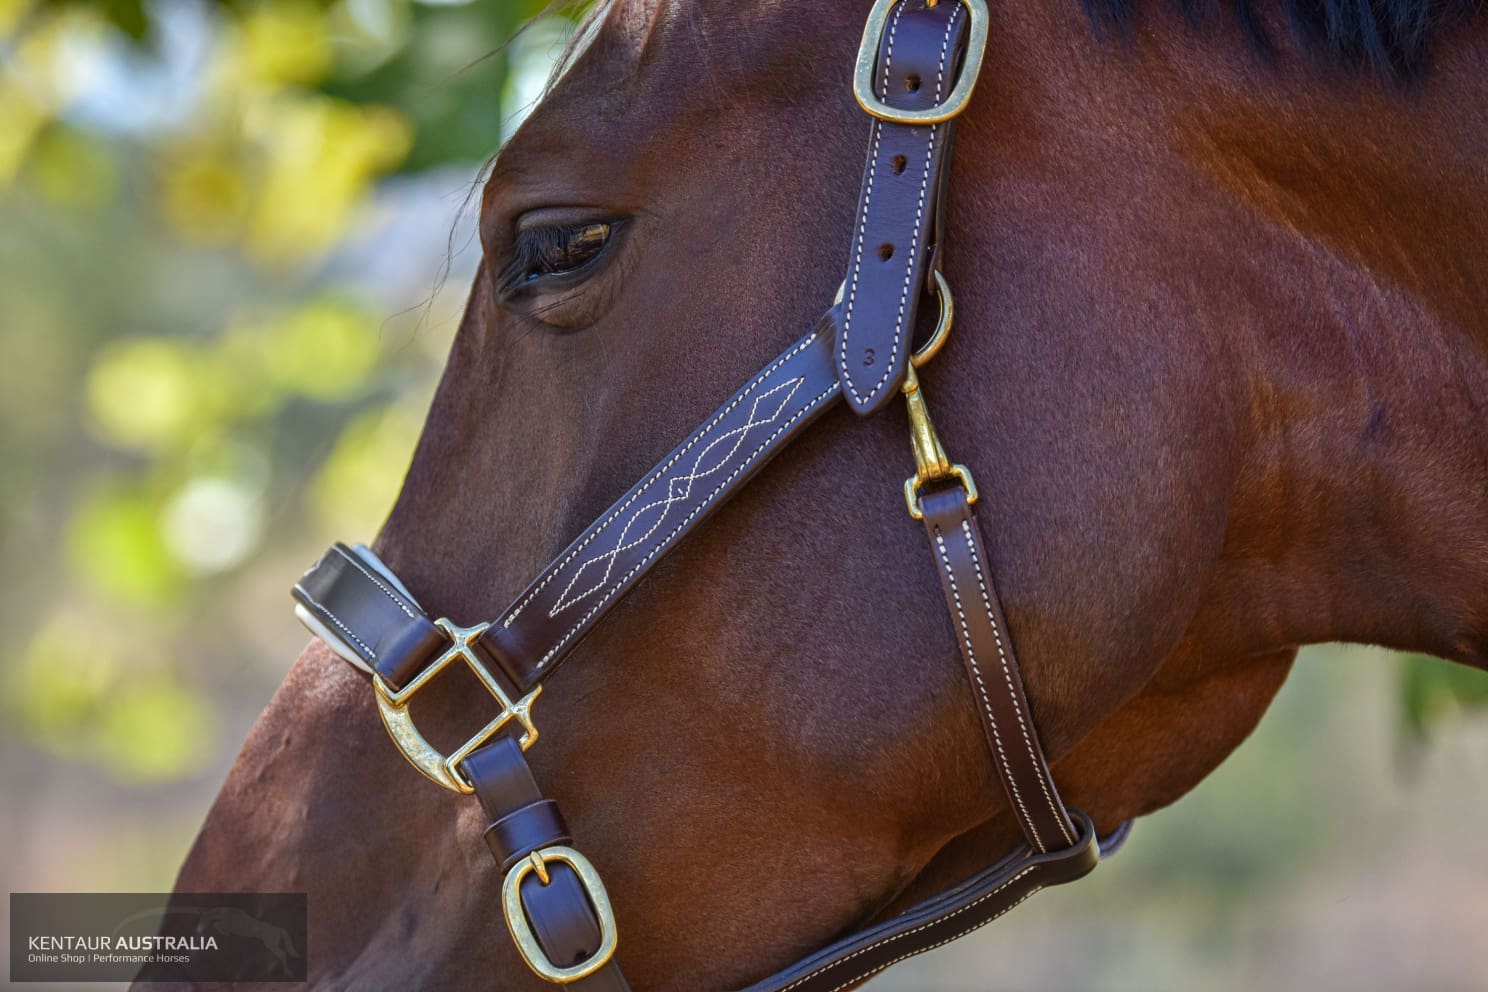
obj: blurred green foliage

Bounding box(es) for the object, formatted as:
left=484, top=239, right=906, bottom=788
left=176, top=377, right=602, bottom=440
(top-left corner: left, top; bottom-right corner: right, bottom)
left=0, top=0, right=1482, bottom=794
left=1399, top=652, right=1488, bottom=739
left=0, top=0, right=570, bottom=782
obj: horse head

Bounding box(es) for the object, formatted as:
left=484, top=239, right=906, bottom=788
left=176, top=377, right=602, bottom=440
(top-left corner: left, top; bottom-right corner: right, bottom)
left=171, top=2, right=1488, bottom=988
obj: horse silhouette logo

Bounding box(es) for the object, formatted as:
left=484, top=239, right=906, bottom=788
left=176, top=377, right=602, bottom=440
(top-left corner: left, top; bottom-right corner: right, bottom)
left=113, top=903, right=302, bottom=978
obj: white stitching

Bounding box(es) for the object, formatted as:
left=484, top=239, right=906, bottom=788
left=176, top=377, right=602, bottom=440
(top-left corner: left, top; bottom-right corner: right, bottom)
left=880, top=0, right=901, bottom=92
left=295, top=586, right=377, bottom=660
left=838, top=0, right=905, bottom=404
left=507, top=335, right=815, bottom=625
left=838, top=1, right=905, bottom=404
left=775, top=867, right=1041, bottom=992
left=839, top=4, right=959, bottom=405
left=534, top=382, right=839, bottom=669
left=839, top=117, right=883, bottom=405
left=934, top=527, right=1045, bottom=853
left=546, top=377, right=805, bottom=617
left=332, top=545, right=418, bottom=621
left=502, top=332, right=820, bottom=628
left=960, top=518, right=1076, bottom=848
left=820, top=889, right=1043, bottom=992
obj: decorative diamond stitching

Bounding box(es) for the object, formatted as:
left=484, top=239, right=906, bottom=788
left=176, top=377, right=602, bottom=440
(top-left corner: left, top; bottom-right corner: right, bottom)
left=546, top=376, right=806, bottom=617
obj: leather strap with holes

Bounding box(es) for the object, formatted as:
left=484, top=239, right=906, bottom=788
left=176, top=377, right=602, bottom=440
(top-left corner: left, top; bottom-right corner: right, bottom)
left=294, top=539, right=1122, bottom=992
left=289, top=347, right=1126, bottom=991
left=836, top=0, right=969, bottom=416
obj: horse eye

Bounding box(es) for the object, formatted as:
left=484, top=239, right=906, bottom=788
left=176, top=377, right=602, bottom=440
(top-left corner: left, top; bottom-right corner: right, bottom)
left=519, top=222, right=613, bottom=283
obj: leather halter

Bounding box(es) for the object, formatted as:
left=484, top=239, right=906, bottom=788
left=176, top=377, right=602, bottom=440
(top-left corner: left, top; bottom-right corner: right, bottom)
left=292, top=0, right=1131, bottom=986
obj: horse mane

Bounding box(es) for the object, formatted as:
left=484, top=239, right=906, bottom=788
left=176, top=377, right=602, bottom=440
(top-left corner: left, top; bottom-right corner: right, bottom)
left=519, top=0, right=1481, bottom=89
left=1084, top=0, right=1482, bottom=76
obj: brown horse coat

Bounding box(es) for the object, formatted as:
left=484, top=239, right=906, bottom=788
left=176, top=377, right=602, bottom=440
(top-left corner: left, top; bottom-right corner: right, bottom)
left=171, top=2, right=1488, bottom=988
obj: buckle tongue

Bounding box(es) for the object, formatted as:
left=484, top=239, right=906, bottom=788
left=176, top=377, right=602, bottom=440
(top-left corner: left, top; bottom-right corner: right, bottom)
left=373, top=618, right=541, bottom=795
left=853, top=0, right=991, bottom=125
left=502, top=846, right=619, bottom=984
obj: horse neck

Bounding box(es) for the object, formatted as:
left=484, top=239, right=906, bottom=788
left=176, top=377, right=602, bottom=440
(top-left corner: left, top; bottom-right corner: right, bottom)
left=1188, top=66, right=1488, bottom=669
left=966, top=3, right=1488, bottom=672
left=1222, top=289, right=1488, bottom=667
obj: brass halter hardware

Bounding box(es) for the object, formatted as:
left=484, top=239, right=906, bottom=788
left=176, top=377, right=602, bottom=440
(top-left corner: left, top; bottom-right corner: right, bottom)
left=503, top=846, right=619, bottom=983
left=833, top=268, right=954, bottom=370
left=911, top=269, right=954, bottom=369
left=288, top=0, right=1122, bottom=985
left=372, top=618, right=542, bottom=795
left=853, top=0, right=990, bottom=125
left=902, top=272, right=978, bottom=519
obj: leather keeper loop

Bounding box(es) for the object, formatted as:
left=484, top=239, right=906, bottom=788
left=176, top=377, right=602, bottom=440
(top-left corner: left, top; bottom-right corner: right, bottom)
left=485, top=800, right=572, bottom=874
left=372, top=615, right=447, bottom=690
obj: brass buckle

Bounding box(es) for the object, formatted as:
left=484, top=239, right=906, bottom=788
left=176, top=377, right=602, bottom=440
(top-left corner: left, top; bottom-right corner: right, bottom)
left=372, top=618, right=541, bottom=795
left=502, top=846, right=619, bottom=984
left=853, top=0, right=991, bottom=125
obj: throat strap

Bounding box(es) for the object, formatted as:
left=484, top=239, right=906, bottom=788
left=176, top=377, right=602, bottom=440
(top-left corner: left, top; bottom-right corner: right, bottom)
left=741, top=813, right=1102, bottom=992
left=920, top=485, right=1077, bottom=853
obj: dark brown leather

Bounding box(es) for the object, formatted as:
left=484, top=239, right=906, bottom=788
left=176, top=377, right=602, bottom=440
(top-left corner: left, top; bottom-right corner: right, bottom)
left=475, top=312, right=844, bottom=693
left=293, top=543, right=446, bottom=689
left=737, top=480, right=1091, bottom=990
left=836, top=0, right=969, bottom=416
left=464, top=739, right=631, bottom=992
left=919, top=484, right=1078, bottom=853
left=484, top=800, right=571, bottom=874
left=294, top=312, right=845, bottom=699
left=296, top=3, right=980, bottom=699
left=738, top=812, right=1101, bottom=992
left=289, top=2, right=1135, bottom=986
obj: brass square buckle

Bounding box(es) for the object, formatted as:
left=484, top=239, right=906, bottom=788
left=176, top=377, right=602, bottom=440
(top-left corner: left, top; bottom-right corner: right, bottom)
left=853, top=0, right=990, bottom=125
left=503, top=846, right=619, bottom=984
left=372, top=618, right=541, bottom=795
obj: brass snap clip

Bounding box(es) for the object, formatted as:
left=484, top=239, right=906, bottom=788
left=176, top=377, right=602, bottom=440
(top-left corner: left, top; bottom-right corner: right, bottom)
left=901, top=272, right=978, bottom=519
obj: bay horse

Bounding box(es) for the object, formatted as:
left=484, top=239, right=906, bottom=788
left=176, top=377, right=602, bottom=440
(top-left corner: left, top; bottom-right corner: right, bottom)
left=167, top=0, right=1488, bottom=988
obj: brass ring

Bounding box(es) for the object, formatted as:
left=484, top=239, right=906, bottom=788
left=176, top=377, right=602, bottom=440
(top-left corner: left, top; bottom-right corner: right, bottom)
left=911, top=269, right=954, bottom=369
left=830, top=269, right=954, bottom=369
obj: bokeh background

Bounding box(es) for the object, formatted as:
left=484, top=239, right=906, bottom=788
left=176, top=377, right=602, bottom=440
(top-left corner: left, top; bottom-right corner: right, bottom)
left=0, top=1, right=1485, bottom=989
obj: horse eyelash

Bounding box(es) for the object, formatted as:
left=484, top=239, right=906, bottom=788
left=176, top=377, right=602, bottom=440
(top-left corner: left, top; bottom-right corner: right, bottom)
left=496, top=223, right=614, bottom=298
left=497, top=227, right=565, bottom=295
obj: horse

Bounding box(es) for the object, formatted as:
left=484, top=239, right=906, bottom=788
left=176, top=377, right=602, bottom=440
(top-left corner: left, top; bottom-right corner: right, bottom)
left=165, top=0, right=1488, bottom=988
